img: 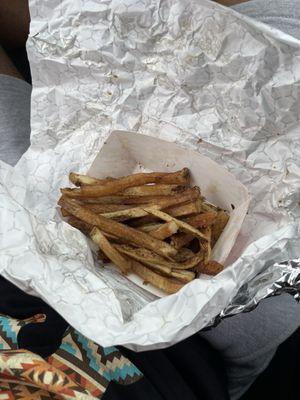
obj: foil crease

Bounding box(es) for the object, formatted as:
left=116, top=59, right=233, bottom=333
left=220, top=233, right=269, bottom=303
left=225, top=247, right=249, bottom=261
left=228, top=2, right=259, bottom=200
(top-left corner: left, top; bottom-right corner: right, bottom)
left=221, top=258, right=300, bottom=319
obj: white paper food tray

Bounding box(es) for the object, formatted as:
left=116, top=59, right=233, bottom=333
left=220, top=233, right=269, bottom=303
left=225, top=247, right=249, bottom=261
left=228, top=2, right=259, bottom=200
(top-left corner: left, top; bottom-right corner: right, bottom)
left=87, top=130, right=250, bottom=297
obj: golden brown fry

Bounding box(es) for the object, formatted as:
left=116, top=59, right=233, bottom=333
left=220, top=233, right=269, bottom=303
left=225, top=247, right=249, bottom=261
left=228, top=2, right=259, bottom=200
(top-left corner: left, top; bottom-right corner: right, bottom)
left=122, top=184, right=185, bottom=196
left=183, top=212, right=218, bottom=228
left=59, top=196, right=177, bottom=258
left=69, top=172, right=115, bottom=186
left=130, top=260, right=185, bottom=294
left=173, top=247, right=195, bottom=262
left=67, top=216, right=92, bottom=235
left=115, top=244, right=204, bottom=270
left=201, top=227, right=212, bottom=263
left=171, top=233, right=192, bottom=249
left=211, top=210, right=229, bottom=247
left=90, top=227, right=131, bottom=274
left=143, top=208, right=209, bottom=241
left=78, top=187, right=198, bottom=206
left=98, top=188, right=200, bottom=221
left=170, top=212, right=218, bottom=249
left=66, top=216, right=124, bottom=243
left=138, top=223, right=163, bottom=232
left=61, top=208, right=71, bottom=217
left=84, top=204, right=136, bottom=213
left=170, top=269, right=195, bottom=282
left=101, top=206, right=159, bottom=222
left=195, top=260, right=224, bottom=276
left=201, top=201, right=220, bottom=212
left=61, top=168, right=190, bottom=198
left=167, top=199, right=202, bottom=218
left=149, top=221, right=178, bottom=240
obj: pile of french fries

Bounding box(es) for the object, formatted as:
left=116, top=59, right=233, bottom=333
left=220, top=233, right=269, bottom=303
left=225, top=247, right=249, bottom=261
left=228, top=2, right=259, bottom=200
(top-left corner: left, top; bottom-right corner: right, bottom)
left=58, top=168, right=229, bottom=294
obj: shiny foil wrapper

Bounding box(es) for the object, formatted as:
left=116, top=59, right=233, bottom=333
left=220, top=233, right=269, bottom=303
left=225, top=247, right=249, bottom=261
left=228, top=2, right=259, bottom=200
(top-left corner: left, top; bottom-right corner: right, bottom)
left=0, top=0, right=299, bottom=350
left=220, top=258, right=300, bottom=320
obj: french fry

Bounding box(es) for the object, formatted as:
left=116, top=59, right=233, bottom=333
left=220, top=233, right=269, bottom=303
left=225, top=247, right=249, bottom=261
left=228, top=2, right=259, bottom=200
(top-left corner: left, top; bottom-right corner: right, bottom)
left=115, top=244, right=204, bottom=270
left=99, top=188, right=200, bottom=221
left=61, top=168, right=190, bottom=198
left=170, top=212, right=217, bottom=249
left=143, top=208, right=209, bottom=241
left=61, top=208, right=71, bottom=217
left=122, top=184, right=185, bottom=196
left=90, top=227, right=131, bottom=274
left=170, top=269, right=195, bottom=283
left=166, top=199, right=202, bottom=218
left=84, top=204, right=136, bottom=213
left=69, top=172, right=115, bottom=186
left=173, top=247, right=195, bottom=262
left=195, top=260, right=224, bottom=276
left=149, top=221, right=178, bottom=240
left=78, top=188, right=199, bottom=205
left=67, top=216, right=92, bottom=235
left=183, top=212, right=218, bottom=228
left=101, top=206, right=159, bottom=222
left=211, top=210, right=229, bottom=247
left=77, top=195, right=176, bottom=205
left=130, top=260, right=185, bottom=294
left=201, top=227, right=212, bottom=262
left=171, top=233, right=192, bottom=249
left=59, top=196, right=177, bottom=258
left=138, top=223, right=163, bottom=232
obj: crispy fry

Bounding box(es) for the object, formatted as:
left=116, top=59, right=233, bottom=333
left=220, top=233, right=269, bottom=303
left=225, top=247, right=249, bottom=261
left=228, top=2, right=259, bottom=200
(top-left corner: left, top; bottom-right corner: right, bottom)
left=138, top=223, right=163, bottom=232
left=61, top=168, right=190, bottom=198
left=90, top=227, right=131, bottom=274
left=61, top=208, right=71, bottom=217
left=78, top=195, right=176, bottom=205
left=130, top=260, right=185, bottom=294
left=170, top=212, right=217, bottom=249
left=84, top=204, right=136, bottom=213
left=122, top=184, right=185, bottom=196
left=99, top=188, right=200, bottom=221
left=101, top=206, right=159, bottom=222
left=166, top=199, right=202, bottom=218
left=66, top=216, right=92, bottom=235
left=69, top=172, right=115, bottom=186
left=149, top=221, right=178, bottom=240
left=211, top=210, right=229, bottom=247
left=171, top=232, right=192, bottom=249
left=78, top=188, right=199, bottom=206
left=143, top=208, right=209, bottom=241
left=173, top=247, right=195, bottom=262
left=66, top=216, right=122, bottom=242
left=201, top=227, right=211, bottom=262
left=195, top=260, right=224, bottom=276
left=201, top=201, right=221, bottom=212
left=59, top=196, right=177, bottom=258
left=115, top=244, right=204, bottom=270
left=170, top=269, right=195, bottom=283
left=183, top=212, right=218, bottom=227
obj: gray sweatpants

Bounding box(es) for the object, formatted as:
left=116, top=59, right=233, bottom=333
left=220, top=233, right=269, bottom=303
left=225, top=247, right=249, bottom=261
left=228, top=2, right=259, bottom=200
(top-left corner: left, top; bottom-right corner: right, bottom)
left=0, top=1, right=299, bottom=400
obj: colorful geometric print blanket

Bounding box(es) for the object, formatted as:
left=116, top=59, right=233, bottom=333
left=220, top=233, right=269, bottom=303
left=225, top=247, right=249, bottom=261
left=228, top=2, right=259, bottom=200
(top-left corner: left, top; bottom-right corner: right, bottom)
left=0, top=313, right=142, bottom=399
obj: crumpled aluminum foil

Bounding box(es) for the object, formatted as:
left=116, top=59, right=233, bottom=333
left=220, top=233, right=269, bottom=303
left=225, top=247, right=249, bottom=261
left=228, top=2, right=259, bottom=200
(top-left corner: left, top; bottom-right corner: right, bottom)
left=0, top=0, right=299, bottom=350
left=219, top=258, right=300, bottom=321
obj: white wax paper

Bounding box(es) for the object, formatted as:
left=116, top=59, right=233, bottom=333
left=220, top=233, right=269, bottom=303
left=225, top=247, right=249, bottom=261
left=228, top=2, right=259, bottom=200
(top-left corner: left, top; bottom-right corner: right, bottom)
left=0, top=0, right=299, bottom=350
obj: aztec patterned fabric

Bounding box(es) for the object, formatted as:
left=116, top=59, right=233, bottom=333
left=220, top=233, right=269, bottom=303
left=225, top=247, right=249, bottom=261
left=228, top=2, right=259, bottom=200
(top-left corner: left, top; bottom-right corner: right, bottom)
left=0, top=314, right=142, bottom=399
